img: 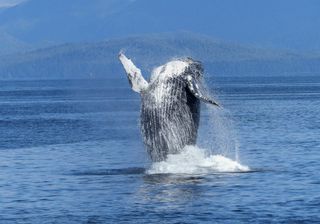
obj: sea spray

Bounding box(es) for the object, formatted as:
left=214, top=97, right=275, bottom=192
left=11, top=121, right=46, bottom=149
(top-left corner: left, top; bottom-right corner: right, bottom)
left=147, top=111, right=249, bottom=174
left=146, top=81, right=249, bottom=174
left=147, top=145, right=249, bottom=174
left=198, top=104, right=241, bottom=162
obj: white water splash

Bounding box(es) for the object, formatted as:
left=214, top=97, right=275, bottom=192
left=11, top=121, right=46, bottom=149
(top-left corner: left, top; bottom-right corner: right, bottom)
left=147, top=145, right=250, bottom=174
left=199, top=105, right=241, bottom=161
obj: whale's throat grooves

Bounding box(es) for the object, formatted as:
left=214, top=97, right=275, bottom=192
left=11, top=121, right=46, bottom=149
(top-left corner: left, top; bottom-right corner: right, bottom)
left=118, top=53, right=220, bottom=162
left=141, top=76, right=200, bottom=162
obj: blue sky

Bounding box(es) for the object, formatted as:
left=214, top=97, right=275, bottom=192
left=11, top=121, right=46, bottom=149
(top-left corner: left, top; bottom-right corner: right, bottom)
left=0, top=0, right=25, bottom=8
left=1, top=0, right=320, bottom=51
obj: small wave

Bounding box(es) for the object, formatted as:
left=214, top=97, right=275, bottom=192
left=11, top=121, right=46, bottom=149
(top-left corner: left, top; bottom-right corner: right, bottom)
left=73, top=167, right=146, bottom=176
left=147, top=145, right=250, bottom=175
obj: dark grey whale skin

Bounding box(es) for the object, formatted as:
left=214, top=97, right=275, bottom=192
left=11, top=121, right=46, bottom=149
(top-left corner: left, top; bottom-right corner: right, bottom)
left=119, top=53, right=219, bottom=162
left=139, top=60, right=217, bottom=162
left=140, top=73, right=200, bottom=161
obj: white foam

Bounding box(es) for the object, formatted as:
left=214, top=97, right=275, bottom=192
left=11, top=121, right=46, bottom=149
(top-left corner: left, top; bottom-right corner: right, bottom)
left=147, top=145, right=250, bottom=174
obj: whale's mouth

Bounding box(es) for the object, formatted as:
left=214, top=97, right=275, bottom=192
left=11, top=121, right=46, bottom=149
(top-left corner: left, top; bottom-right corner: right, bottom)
left=146, top=145, right=250, bottom=175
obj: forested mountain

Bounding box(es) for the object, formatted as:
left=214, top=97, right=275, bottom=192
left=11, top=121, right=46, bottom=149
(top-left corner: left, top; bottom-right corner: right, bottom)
left=1, top=33, right=319, bottom=80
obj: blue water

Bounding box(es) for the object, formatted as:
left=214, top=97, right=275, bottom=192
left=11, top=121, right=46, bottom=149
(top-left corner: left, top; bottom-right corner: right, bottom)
left=0, top=77, right=319, bottom=223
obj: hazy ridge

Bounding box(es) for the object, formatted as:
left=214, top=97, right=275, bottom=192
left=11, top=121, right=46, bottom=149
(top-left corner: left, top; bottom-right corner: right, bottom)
left=0, top=33, right=320, bottom=80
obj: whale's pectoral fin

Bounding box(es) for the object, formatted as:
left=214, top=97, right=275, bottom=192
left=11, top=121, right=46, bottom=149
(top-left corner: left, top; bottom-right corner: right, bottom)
left=187, top=76, right=220, bottom=107
left=118, top=52, right=149, bottom=93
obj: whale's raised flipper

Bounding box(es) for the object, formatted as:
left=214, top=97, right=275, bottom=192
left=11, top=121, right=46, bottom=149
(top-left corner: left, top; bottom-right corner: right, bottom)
left=186, top=75, right=220, bottom=107
left=118, top=53, right=149, bottom=93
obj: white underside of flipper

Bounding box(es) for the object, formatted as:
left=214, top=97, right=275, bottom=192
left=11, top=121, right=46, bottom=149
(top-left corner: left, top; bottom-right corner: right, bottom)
left=118, top=53, right=148, bottom=93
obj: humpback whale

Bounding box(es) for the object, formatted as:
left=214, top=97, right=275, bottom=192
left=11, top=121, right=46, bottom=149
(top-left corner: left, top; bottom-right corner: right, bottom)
left=119, top=53, right=220, bottom=161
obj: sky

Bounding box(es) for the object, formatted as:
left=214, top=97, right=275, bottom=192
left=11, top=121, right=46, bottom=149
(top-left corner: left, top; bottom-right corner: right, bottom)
left=0, top=0, right=25, bottom=8
left=1, top=0, right=320, bottom=51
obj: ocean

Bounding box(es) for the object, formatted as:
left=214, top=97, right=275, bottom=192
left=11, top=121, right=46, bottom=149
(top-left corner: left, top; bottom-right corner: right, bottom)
left=0, top=76, right=319, bottom=223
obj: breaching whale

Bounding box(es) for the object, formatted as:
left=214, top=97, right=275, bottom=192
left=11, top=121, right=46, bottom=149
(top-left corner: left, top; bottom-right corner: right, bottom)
left=119, top=53, right=220, bottom=161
